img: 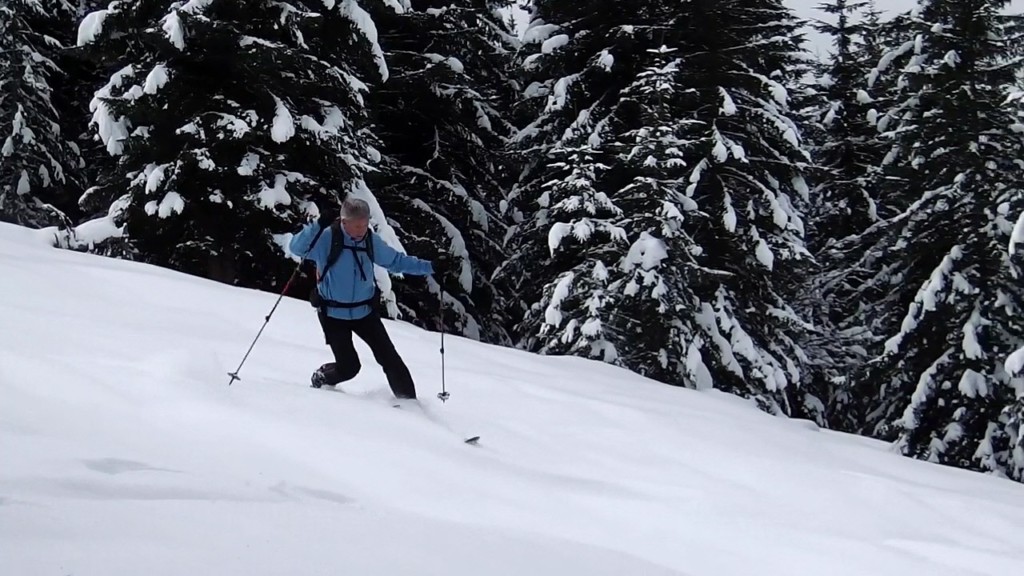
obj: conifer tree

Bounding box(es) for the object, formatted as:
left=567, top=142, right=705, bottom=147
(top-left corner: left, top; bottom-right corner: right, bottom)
left=1006, top=200, right=1024, bottom=473
left=75, top=0, right=383, bottom=289
left=497, top=0, right=664, bottom=366
left=808, top=0, right=884, bottom=246
left=0, top=0, right=84, bottom=228
left=599, top=45, right=709, bottom=388
left=849, top=0, right=1024, bottom=480
left=665, top=0, right=820, bottom=417
left=63, top=0, right=116, bottom=225
left=366, top=0, right=518, bottom=342
left=803, top=0, right=894, bottom=429
left=500, top=1, right=824, bottom=419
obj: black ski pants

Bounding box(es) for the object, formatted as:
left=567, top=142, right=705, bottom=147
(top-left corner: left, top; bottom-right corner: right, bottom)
left=317, top=311, right=417, bottom=399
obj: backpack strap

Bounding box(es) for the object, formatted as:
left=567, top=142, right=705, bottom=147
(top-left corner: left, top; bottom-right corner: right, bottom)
left=318, top=224, right=376, bottom=284
left=302, top=219, right=330, bottom=258
left=322, top=221, right=344, bottom=279
left=358, top=230, right=376, bottom=282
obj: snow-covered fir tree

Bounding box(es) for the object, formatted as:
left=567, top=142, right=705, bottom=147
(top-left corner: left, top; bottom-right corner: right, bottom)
left=61, top=0, right=117, bottom=222
left=76, top=0, right=382, bottom=290
left=499, top=0, right=824, bottom=419
left=801, top=0, right=896, bottom=430
left=497, top=0, right=674, bottom=369
left=664, top=0, right=821, bottom=418
left=0, top=0, right=84, bottom=228
left=1006, top=198, right=1024, bottom=467
left=807, top=0, right=886, bottom=246
left=848, top=0, right=1024, bottom=481
left=365, top=0, right=518, bottom=342
left=598, top=45, right=711, bottom=389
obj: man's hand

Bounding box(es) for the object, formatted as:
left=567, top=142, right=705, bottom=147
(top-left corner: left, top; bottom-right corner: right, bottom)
left=432, top=252, right=455, bottom=276
left=316, top=206, right=339, bottom=229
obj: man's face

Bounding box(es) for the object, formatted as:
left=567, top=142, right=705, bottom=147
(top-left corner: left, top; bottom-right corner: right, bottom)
left=342, top=216, right=370, bottom=240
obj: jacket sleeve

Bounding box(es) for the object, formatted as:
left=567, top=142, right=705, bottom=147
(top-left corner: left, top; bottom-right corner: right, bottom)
left=289, top=221, right=330, bottom=268
left=372, top=234, right=434, bottom=276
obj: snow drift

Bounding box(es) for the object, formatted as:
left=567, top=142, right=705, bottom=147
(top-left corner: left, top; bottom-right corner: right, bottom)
left=1, top=221, right=1023, bottom=575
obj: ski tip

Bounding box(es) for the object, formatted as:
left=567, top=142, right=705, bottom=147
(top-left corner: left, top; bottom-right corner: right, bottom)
left=464, top=436, right=480, bottom=445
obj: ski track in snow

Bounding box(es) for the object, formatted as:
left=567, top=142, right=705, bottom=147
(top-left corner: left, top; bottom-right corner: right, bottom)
left=2, top=220, right=1024, bottom=575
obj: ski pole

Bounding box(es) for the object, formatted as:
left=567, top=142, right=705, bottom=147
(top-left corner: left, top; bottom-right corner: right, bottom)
left=437, top=288, right=450, bottom=402
left=227, top=224, right=326, bottom=385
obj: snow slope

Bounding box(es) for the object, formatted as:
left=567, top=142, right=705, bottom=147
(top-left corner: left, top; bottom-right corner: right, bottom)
left=2, top=220, right=1023, bottom=576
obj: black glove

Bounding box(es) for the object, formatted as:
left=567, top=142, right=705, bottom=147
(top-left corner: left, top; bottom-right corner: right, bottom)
left=316, top=206, right=339, bottom=229
left=432, top=253, right=454, bottom=276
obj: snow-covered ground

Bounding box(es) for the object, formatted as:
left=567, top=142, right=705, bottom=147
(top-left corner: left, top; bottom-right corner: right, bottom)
left=2, top=220, right=1023, bottom=576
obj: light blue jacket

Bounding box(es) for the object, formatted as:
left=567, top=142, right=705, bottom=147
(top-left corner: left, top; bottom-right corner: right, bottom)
left=289, top=221, right=434, bottom=320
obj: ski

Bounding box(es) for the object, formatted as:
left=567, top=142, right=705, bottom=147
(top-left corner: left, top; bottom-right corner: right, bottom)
left=308, top=384, right=478, bottom=444
left=392, top=403, right=480, bottom=445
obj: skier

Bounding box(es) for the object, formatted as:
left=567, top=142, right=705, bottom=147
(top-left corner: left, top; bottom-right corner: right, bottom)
left=289, top=198, right=436, bottom=399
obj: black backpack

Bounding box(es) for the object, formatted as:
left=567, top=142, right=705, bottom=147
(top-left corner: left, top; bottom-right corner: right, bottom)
left=308, top=221, right=381, bottom=312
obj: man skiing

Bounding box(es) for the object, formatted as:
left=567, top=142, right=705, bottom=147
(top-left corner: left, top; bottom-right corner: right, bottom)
left=289, top=198, right=435, bottom=399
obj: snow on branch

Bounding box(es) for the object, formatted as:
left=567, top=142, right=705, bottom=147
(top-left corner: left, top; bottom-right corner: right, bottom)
left=522, top=20, right=559, bottom=45
left=751, top=227, right=774, bottom=271
left=270, top=94, right=295, bottom=143
left=90, top=65, right=136, bottom=155
left=257, top=173, right=293, bottom=209
left=77, top=8, right=111, bottom=46
left=1010, top=211, right=1024, bottom=256
left=622, top=232, right=668, bottom=272
left=541, top=34, right=569, bottom=55
left=339, top=0, right=388, bottom=82
left=547, top=218, right=626, bottom=255
left=300, top=105, right=348, bottom=139
left=546, top=74, right=581, bottom=114
left=896, top=349, right=954, bottom=433
left=143, top=64, right=170, bottom=95
left=884, top=246, right=964, bottom=354
left=1007, top=347, right=1024, bottom=376
left=161, top=12, right=186, bottom=50
left=695, top=297, right=744, bottom=379
left=409, top=199, right=472, bottom=291
left=398, top=167, right=490, bottom=229
left=543, top=272, right=575, bottom=330
left=181, top=0, right=216, bottom=14
left=159, top=0, right=217, bottom=50
left=719, top=88, right=737, bottom=116
left=869, top=40, right=915, bottom=88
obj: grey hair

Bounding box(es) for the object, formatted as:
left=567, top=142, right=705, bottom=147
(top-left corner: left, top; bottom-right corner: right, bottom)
left=341, top=198, right=371, bottom=220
